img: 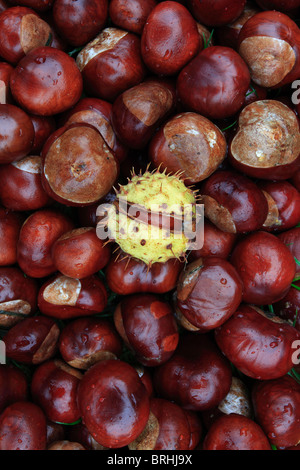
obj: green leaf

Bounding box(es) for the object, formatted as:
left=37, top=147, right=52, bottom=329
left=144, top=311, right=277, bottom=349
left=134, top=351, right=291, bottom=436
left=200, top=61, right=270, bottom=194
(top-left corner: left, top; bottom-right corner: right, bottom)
left=221, top=120, right=237, bottom=132
left=120, top=345, right=136, bottom=365
left=288, top=368, right=300, bottom=385
left=245, top=85, right=258, bottom=97
left=45, top=32, right=53, bottom=47
left=293, top=308, right=299, bottom=328
left=95, top=270, right=121, bottom=318
left=203, top=29, right=214, bottom=49
left=8, top=359, right=33, bottom=382
left=268, top=304, right=274, bottom=314
left=291, top=283, right=300, bottom=291
left=68, top=47, right=83, bottom=57
left=55, top=419, right=82, bottom=426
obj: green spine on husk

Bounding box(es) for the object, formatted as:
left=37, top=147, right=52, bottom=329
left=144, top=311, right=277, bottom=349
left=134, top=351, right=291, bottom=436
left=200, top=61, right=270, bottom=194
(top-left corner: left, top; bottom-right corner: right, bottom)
left=106, top=168, right=197, bottom=265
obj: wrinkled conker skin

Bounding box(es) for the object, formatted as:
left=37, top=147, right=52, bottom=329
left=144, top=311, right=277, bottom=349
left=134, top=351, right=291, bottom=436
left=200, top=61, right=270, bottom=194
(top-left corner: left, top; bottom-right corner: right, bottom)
left=10, top=46, right=83, bottom=116
left=229, top=100, right=300, bottom=180
left=52, top=0, right=108, bottom=47
left=260, top=180, right=300, bottom=232
left=58, top=317, right=123, bottom=369
left=41, top=123, right=119, bottom=206
left=149, top=112, right=227, bottom=184
left=105, top=251, right=183, bottom=295
left=200, top=170, right=269, bottom=233
left=238, top=10, right=300, bottom=88
left=0, top=401, right=47, bottom=450
left=273, top=281, right=300, bottom=332
left=109, top=0, right=157, bottom=35
left=77, top=359, right=150, bottom=448
left=114, top=294, right=179, bottom=366
left=76, top=27, right=146, bottom=102
left=187, top=0, right=246, bottom=27
left=38, top=274, right=108, bottom=320
left=175, top=257, right=243, bottom=332
left=51, top=227, right=111, bottom=279
left=112, top=79, right=176, bottom=150
left=177, top=46, right=250, bottom=120
left=0, top=103, right=34, bottom=164
left=215, top=304, right=300, bottom=380
left=31, top=360, right=82, bottom=424
left=0, top=207, right=22, bottom=266
left=0, top=365, right=28, bottom=414
left=230, top=231, right=296, bottom=305
left=17, top=208, right=74, bottom=278
left=0, top=6, right=52, bottom=65
left=252, top=375, right=300, bottom=449
left=61, top=97, right=127, bottom=164
left=0, top=266, right=38, bottom=328
left=3, top=315, right=60, bottom=365
left=190, top=219, right=237, bottom=261
left=277, top=227, right=300, bottom=277
left=141, top=1, right=201, bottom=76
left=202, top=413, right=271, bottom=450
left=0, top=155, right=53, bottom=211
left=153, top=333, right=232, bottom=411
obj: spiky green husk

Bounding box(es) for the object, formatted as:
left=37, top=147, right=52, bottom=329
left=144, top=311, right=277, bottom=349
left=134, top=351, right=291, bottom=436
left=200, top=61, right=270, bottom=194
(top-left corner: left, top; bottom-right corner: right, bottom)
left=106, top=169, right=197, bottom=265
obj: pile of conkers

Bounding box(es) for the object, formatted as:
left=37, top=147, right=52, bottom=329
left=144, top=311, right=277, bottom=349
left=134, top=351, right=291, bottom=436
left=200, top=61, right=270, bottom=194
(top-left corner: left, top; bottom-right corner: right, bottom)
left=0, top=0, right=300, bottom=452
